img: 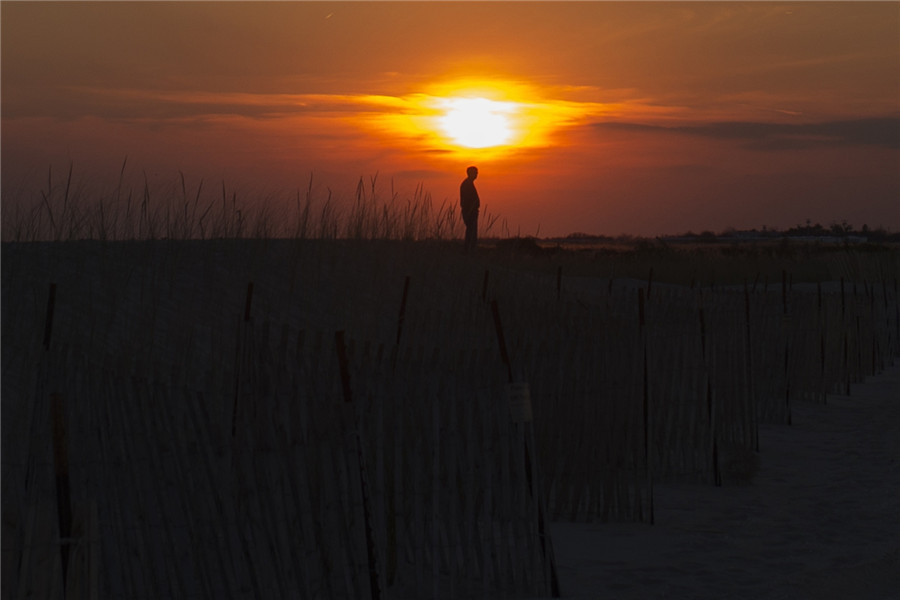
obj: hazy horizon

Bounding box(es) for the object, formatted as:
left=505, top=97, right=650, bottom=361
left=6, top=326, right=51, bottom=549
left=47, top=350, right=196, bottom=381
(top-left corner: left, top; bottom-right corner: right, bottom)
left=3, top=1, right=898, bottom=238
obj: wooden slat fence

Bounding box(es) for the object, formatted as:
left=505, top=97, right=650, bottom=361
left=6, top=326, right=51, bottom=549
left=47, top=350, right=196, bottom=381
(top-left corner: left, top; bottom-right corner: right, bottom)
left=3, top=241, right=899, bottom=598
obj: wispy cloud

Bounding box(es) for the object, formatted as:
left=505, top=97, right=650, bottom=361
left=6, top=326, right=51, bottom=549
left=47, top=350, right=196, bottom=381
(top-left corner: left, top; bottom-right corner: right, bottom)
left=1, top=85, right=416, bottom=122
left=592, top=117, right=900, bottom=150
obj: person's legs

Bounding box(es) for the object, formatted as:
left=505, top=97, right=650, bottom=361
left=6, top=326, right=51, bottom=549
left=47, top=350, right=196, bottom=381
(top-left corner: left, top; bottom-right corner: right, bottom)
left=465, top=216, right=478, bottom=251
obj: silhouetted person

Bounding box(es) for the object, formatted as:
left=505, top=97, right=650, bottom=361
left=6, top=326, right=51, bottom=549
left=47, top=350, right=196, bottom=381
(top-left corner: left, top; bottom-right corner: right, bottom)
left=460, top=166, right=480, bottom=252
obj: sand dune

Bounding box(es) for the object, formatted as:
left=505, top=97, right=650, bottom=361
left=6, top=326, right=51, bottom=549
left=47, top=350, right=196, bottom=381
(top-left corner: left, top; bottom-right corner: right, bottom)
left=549, top=360, right=900, bottom=599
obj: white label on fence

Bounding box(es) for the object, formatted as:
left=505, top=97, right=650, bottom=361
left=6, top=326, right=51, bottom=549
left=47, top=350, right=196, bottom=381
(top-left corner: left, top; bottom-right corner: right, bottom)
left=507, top=382, right=533, bottom=423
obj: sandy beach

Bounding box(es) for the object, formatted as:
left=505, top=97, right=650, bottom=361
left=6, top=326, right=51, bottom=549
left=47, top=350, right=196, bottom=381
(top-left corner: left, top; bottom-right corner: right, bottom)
left=549, top=359, right=900, bottom=600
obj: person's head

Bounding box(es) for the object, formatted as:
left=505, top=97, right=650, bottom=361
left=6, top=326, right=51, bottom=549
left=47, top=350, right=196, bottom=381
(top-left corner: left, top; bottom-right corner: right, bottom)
left=466, top=166, right=478, bottom=180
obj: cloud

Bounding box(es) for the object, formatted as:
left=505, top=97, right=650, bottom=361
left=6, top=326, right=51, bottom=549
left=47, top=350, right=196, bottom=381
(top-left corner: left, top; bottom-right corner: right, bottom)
left=1, top=85, right=411, bottom=122
left=591, top=117, right=900, bottom=150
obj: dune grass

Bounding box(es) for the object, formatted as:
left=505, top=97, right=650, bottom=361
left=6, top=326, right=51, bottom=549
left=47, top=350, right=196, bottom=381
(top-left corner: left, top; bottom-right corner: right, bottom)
left=1, top=162, right=502, bottom=243
left=5, top=162, right=897, bottom=290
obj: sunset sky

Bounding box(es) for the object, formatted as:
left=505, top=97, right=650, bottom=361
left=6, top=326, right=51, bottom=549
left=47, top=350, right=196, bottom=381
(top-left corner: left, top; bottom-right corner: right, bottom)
left=3, top=1, right=899, bottom=237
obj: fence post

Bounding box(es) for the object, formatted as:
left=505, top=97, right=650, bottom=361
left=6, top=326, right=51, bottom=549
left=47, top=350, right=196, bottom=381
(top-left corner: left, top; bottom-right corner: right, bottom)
left=816, top=282, right=829, bottom=403
left=490, top=300, right=514, bottom=383
left=854, top=281, right=864, bottom=381
left=43, top=283, right=57, bottom=350
left=243, top=281, right=254, bottom=323
left=232, top=282, right=253, bottom=438
left=638, top=288, right=654, bottom=524
left=698, top=303, right=721, bottom=486
left=783, top=270, right=792, bottom=426
left=41, top=282, right=73, bottom=592
left=840, top=276, right=846, bottom=315
left=744, top=283, right=759, bottom=451
left=556, top=265, right=562, bottom=301
left=490, top=300, right=560, bottom=597
left=51, top=393, right=72, bottom=593
left=841, top=278, right=851, bottom=393
left=396, top=275, right=410, bottom=346
left=334, top=331, right=380, bottom=600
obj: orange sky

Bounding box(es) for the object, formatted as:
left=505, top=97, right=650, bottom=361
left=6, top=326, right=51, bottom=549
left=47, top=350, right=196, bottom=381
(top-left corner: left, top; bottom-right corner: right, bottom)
left=2, top=1, right=899, bottom=237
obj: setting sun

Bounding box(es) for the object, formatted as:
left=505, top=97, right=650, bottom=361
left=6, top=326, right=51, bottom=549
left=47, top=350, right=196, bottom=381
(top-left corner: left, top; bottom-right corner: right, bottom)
left=438, top=97, right=516, bottom=148
left=359, top=78, right=592, bottom=160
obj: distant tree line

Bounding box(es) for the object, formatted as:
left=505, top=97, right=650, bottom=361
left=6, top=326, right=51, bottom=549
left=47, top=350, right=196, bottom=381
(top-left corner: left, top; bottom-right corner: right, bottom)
left=559, top=221, right=900, bottom=244
left=780, top=219, right=899, bottom=242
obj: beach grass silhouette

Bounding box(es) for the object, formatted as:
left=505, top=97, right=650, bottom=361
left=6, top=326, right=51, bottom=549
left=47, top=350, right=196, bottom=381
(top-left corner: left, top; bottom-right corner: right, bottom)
left=2, top=163, right=505, bottom=244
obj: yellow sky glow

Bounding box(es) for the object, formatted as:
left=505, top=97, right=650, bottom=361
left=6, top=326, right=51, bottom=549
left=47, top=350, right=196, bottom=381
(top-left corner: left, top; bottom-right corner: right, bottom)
left=358, top=78, right=596, bottom=159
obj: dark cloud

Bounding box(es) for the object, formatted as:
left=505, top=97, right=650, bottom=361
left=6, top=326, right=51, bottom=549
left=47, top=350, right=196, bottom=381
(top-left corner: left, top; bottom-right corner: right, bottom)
left=592, top=117, right=900, bottom=150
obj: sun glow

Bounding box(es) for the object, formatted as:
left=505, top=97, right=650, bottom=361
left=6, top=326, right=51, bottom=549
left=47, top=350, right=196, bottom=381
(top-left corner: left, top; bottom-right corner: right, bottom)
left=359, top=78, right=593, bottom=158
left=437, top=97, right=516, bottom=148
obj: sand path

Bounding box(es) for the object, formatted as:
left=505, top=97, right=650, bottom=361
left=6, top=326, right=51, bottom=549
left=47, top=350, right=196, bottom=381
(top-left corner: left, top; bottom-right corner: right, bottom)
left=548, top=358, right=900, bottom=599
